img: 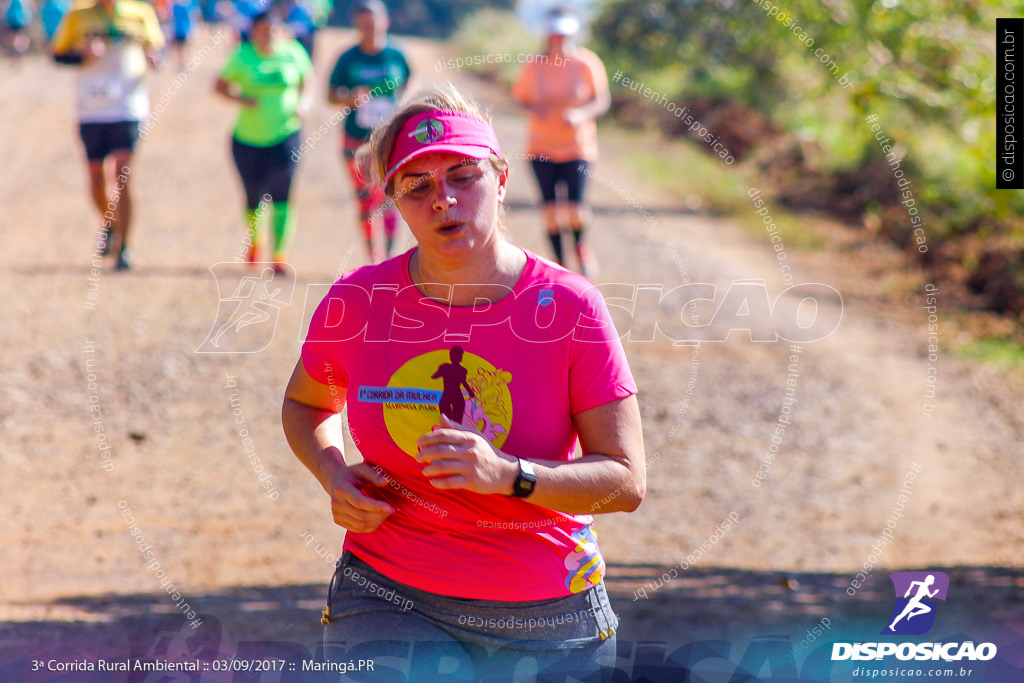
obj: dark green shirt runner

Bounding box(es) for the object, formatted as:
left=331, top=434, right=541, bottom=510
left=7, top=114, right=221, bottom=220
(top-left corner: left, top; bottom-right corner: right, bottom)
left=328, top=43, right=411, bottom=141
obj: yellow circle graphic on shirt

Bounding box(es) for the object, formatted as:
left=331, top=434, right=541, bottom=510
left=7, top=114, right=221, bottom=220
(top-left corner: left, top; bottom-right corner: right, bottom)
left=381, top=348, right=513, bottom=457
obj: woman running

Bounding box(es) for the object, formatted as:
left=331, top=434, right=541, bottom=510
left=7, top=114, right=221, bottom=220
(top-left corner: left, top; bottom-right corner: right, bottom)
left=51, top=0, right=165, bottom=271
left=511, top=6, right=610, bottom=278
left=215, top=10, right=311, bottom=272
left=283, top=84, right=645, bottom=682
left=327, top=0, right=411, bottom=263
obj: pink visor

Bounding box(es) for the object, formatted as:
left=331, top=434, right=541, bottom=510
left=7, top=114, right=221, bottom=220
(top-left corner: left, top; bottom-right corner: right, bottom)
left=384, top=110, right=503, bottom=184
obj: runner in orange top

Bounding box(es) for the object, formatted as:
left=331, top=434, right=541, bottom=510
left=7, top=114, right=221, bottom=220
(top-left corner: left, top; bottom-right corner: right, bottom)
left=511, top=6, right=610, bottom=278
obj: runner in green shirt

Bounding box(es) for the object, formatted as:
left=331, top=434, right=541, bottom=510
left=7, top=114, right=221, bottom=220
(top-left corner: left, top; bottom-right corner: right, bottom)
left=215, top=10, right=312, bottom=272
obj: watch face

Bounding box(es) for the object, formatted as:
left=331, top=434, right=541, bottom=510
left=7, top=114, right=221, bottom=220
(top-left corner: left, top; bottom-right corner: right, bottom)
left=513, top=458, right=536, bottom=497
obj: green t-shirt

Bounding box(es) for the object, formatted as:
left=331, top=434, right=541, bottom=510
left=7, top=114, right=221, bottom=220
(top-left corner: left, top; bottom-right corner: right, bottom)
left=328, top=43, right=411, bottom=141
left=221, top=39, right=313, bottom=147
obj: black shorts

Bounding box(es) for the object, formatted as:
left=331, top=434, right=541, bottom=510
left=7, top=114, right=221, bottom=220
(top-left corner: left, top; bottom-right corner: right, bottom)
left=231, top=132, right=301, bottom=208
left=79, top=121, right=140, bottom=162
left=530, top=159, right=588, bottom=204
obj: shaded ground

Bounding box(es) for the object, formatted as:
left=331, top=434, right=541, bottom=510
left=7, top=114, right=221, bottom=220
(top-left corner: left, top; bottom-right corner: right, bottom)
left=1, top=27, right=1022, bottom=681
left=2, top=567, right=1021, bottom=680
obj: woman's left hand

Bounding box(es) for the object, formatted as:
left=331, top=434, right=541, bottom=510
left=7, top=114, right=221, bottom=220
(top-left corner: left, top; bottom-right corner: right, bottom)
left=415, top=414, right=517, bottom=495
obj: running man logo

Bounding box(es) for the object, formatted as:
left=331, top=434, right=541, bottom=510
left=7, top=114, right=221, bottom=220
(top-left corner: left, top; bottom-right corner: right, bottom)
left=882, top=571, right=949, bottom=635
left=196, top=264, right=296, bottom=353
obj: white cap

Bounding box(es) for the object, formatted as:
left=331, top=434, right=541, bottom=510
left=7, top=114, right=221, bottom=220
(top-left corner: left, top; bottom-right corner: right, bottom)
left=547, top=13, right=580, bottom=36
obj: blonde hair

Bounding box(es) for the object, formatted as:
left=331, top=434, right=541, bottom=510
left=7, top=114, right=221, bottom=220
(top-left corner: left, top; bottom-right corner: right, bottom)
left=361, top=82, right=509, bottom=197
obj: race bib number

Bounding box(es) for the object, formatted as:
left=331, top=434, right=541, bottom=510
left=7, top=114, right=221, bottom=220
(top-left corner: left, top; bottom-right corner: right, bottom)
left=355, top=96, right=394, bottom=129
left=79, top=73, right=125, bottom=109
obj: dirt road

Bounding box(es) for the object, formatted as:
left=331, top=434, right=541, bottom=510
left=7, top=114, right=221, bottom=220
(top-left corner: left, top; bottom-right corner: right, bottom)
left=1, top=27, right=1021, bottom=666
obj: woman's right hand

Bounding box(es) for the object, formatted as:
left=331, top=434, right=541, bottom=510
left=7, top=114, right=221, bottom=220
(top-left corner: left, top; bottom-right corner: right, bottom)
left=328, top=462, right=395, bottom=533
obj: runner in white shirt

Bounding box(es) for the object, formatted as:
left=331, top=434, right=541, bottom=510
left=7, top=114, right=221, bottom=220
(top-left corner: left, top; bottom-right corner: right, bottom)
left=52, top=0, right=164, bottom=271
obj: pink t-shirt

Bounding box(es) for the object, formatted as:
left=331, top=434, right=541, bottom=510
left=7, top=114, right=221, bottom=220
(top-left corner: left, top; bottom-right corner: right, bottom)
left=301, top=248, right=637, bottom=601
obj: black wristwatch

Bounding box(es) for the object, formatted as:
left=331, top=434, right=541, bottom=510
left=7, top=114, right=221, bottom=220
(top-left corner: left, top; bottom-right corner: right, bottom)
left=511, top=457, right=537, bottom=498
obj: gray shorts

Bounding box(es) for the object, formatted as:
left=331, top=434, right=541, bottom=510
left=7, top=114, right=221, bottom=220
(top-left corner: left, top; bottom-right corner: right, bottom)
left=322, top=551, right=620, bottom=682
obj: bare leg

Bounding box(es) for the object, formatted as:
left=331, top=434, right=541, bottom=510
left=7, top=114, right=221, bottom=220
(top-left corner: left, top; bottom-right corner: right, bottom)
left=86, top=160, right=109, bottom=216
left=567, top=202, right=597, bottom=278
left=566, top=202, right=591, bottom=231
left=109, top=151, right=134, bottom=255
left=106, top=151, right=135, bottom=269
left=87, top=159, right=113, bottom=254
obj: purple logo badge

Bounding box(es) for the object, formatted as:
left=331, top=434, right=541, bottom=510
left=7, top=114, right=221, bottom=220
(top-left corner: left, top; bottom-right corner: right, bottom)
left=882, top=571, right=949, bottom=635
